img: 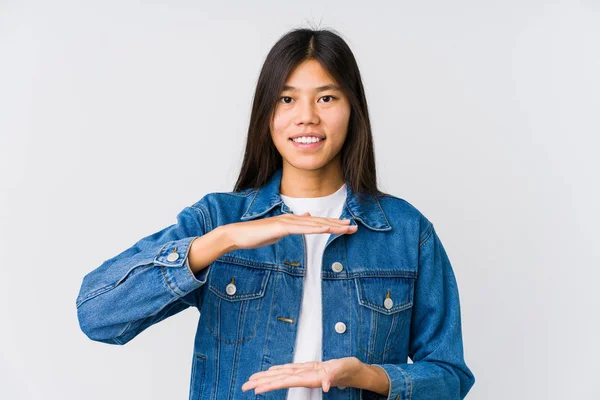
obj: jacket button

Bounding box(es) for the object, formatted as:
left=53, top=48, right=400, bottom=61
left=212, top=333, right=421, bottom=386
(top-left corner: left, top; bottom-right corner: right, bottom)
left=384, top=297, right=394, bottom=310
left=331, top=262, right=343, bottom=273
left=334, top=322, right=346, bottom=334
left=226, top=283, right=237, bottom=295
left=167, top=252, right=180, bottom=262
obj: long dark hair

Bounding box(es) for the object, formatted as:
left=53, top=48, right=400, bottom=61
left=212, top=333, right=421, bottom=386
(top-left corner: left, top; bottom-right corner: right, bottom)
left=233, top=27, right=386, bottom=200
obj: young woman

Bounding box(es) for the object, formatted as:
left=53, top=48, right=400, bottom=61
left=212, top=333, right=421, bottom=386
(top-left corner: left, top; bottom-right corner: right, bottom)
left=76, top=28, right=475, bottom=399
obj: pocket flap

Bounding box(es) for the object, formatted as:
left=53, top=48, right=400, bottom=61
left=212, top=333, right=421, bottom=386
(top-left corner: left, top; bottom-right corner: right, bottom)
left=208, top=260, right=270, bottom=301
left=355, top=276, right=415, bottom=314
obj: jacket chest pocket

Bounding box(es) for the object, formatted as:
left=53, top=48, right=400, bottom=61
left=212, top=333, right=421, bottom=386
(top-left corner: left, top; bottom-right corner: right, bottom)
left=204, top=261, right=271, bottom=344
left=354, top=275, right=415, bottom=364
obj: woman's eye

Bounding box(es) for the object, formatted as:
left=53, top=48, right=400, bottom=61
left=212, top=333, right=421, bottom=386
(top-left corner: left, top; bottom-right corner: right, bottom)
left=278, top=95, right=337, bottom=104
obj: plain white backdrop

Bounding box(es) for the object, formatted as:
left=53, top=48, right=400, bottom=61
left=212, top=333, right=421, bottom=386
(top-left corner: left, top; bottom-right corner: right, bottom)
left=1, top=1, right=599, bottom=399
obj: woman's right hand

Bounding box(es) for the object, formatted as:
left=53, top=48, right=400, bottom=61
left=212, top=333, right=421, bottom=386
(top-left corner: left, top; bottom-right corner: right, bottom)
left=223, top=212, right=358, bottom=250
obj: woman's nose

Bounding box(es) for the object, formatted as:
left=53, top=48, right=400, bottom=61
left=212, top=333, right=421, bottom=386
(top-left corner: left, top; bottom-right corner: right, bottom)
left=295, top=99, right=320, bottom=126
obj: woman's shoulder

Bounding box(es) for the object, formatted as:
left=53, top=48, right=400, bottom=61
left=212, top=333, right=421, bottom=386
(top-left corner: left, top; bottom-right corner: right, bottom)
left=190, top=187, right=258, bottom=207
left=376, top=192, right=433, bottom=242
left=185, top=187, right=260, bottom=228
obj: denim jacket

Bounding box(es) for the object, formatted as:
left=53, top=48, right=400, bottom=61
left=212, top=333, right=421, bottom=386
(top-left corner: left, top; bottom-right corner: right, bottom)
left=76, top=168, right=475, bottom=399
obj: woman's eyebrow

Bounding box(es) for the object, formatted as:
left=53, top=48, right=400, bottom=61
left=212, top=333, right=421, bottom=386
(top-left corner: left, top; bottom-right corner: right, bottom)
left=282, top=84, right=341, bottom=93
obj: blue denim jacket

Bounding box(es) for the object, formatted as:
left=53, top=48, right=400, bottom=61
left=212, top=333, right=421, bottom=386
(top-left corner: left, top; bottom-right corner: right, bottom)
left=76, top=168, right=475, bottom=399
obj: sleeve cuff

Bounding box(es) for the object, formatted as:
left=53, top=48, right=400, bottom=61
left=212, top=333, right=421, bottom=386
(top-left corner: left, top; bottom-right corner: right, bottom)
left=154, top=237, right=211, bottom=297
left=370, top=364, right=412, bottom=400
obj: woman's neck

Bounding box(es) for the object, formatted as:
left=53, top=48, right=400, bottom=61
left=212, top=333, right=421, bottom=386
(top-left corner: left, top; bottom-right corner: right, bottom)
left=279, top=162, right=345, bottom=198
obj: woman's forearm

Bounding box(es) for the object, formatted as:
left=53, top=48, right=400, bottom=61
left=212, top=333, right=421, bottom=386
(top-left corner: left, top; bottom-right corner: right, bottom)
left=351, top=363, right=390, bottom=396
left=187, top=225, right=236, bottom=274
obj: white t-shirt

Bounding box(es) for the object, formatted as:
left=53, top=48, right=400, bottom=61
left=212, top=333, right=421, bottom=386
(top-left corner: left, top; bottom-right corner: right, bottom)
left=280, top=182, right=347, bottom=400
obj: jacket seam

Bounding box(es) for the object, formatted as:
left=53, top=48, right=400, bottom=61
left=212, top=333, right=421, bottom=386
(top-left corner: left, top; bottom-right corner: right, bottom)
left=374, top=198, right=393, bottom=228
left=396, top=365, right=413, bottom=399
left=418, top=222, right=434, bottom=247
left=191, top=203, right=212, bottom=232
left=161, top=265, right=184, bottom=297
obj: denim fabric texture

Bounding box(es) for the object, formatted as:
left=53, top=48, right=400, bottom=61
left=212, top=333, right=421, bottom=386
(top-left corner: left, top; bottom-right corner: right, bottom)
left=76, top=167, right=475, bottom=399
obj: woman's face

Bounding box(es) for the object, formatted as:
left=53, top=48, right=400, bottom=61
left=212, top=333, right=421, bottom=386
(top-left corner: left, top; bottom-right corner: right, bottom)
left=270, top=59, right=351, bottom=173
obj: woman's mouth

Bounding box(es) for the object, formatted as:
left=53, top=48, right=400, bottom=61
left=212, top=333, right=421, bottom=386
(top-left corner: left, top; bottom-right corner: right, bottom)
left=289, top=137, right=325, bottom=149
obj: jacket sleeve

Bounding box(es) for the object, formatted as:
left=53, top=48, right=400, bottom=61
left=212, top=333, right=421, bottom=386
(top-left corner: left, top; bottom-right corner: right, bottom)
left=75, top=203, right=213, bottom=345
left=369, top=221, right=476, bottom=399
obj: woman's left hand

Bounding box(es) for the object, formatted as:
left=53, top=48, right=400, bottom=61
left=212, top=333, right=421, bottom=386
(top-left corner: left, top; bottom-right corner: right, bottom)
left=241, top=356, right=363, bottom=394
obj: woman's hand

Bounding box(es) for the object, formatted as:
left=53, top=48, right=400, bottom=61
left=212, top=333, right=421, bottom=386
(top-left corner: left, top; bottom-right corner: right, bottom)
left=241, top=357, right=364, bottom=394
left=223, top=212, right=358, bottom=250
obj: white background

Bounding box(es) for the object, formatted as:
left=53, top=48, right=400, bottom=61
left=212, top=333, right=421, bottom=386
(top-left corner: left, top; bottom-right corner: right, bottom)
left=1, top=1, right=599, bottom=399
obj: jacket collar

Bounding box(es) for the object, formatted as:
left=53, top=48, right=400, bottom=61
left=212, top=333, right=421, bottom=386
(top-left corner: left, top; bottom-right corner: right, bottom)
left=240, top=168, right=391, bottom=231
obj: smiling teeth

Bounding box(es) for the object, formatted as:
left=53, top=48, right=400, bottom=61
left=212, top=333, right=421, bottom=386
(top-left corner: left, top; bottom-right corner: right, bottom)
left=292, top=137, right=322, bottom=143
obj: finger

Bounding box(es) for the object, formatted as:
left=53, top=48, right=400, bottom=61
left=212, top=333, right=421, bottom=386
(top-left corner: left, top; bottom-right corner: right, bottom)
left=299, top=225, right=355, bottom=235
left=307, top=216, right=352, bottom=225
left=248, top=369, right=298, bottom=381
left=280, top=224, right=337, bottom=235
left=288, top=219, right=351, bottom=229
left=249, top=365, right=326, bottom=383
left=243, top=373, right=300, bottom=391
left=247, top=372, right=296, bottom=388
left=253, top=373, right=322, bottom=394
left=294, top=214, right=353, bottom=225
left=288, top=222, right=357, bottom=231
left=273, top=361, right=320, bottom=370
left=280, top=219, right=335, bottom=228
left=268, top=361, right=317, bottom=370
left=250, top=364, right=317, bottom=381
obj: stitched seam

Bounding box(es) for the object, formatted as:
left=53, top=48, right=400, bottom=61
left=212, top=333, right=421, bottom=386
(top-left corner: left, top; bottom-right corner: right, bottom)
left=193, top=354, right=207, bottom=398
left=217, top=255, right=292, bottom=270
left=347, top=283, right=352, bottom=359
left=206, top=305, right=261, bottom=345
left=360, top=299, right=413, bottom=313
left=77, top=259, right=155, bottom=307
left=114, top=298, right=180, bottom=344
left=347, top=271, right=417, bottom=278
left=220, top=189, right=257, bottom=197
left=228, top=307, right=243, bottom=399
left=383, top=311, right=398, bottom=364
left=209, top=285, right=265, bottom=300
left=76, top=284, right=114, bottom=308
left=192, top=202, right=212, bottom=232
left=114, top=320, right=134, bottom=343
left=396, top=365, right=413, bottom=400
left=206, top=272, right=269, bottom=344
left=161, top=266, right=184, bottom=297
left=419, top=222, right=434, bottom=247
left=358, top=341, right=398, bottom=358
left=242, top=189, right=260, bottom=218
left=261, top=271, right=278, bottom=372
left=374, top=197, right=393, bottom=228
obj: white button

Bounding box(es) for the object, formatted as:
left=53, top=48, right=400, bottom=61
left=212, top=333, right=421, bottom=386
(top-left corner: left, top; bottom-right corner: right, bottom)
left=167, top=252, right=179, bottom=262
left=226, top=283, right=237, bottom=295
left=384, top=297, right=394, bottom=310
left=331, top=262, right=343, bottom=273
left=334, top=321, right=346, bottom=334
left=338, top=386, right=347, bottom=390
